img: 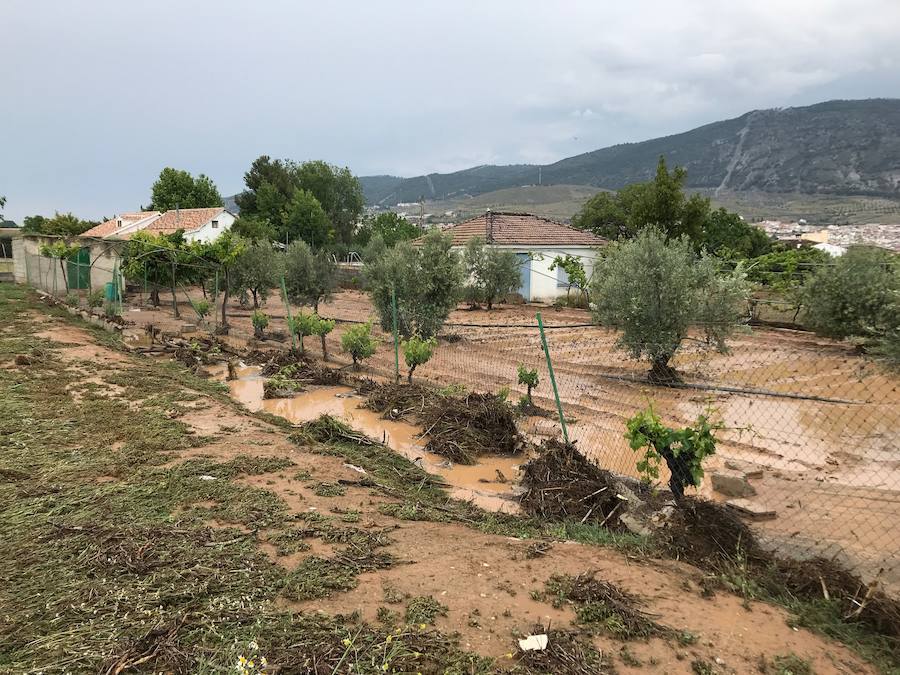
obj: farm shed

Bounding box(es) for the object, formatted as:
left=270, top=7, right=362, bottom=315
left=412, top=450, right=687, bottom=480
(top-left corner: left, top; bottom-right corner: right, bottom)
left=435, top=211, right=607, bottom=302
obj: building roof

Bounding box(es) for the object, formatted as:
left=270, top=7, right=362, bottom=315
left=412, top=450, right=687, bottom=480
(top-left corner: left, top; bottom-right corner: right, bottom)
left=80, top=211, right=161, bottom=238
left=427, top=212, right=607, bottom=248
left=142, top=207, right=226, bottom=237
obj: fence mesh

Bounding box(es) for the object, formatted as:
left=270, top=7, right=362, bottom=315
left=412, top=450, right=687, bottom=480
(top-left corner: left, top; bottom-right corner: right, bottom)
left=20, top=250, right=900, bottom=595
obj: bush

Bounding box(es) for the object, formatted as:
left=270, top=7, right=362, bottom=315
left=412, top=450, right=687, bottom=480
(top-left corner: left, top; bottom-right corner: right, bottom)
left=312, top=316, right=336, bottom=360
left=87, top=289, right=104, bottom=309
left=402, top=336, right=437, bottom=383
left=251, top=310, right=269, bottom=338
left=341, top=321, right=378, bottom=369
left=517, top=364, right=539, bottom=406
left=463, top=237, right=521, bottom=309
left=364, top=230, right=463, bottom=339
left=64, top=293, right=80, bottom=307
left=231, top=241, right=283, bottom=308
left=287, top=311, right=320, bottom=354
left=801, top=246, right=899, bottom=342
left=283, top=240, right=336, bottom=311
left=590, top=227, right=749, bottom=381
left=191, top=299, right=211, bottom=320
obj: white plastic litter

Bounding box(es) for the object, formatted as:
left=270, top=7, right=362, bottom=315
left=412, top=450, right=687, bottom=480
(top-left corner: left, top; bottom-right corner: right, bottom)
left=198, top=475, right=217, bottom=481
left=343, top=463, right=367, bottom=474
left=518, top=634, right=548, bottom=652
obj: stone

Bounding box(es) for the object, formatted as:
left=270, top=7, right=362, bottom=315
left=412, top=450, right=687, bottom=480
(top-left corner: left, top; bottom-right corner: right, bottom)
left=724, top=459, right=764, bottom=479
left=726, top=498, right=776, bottom=521
left=711, top=470, right=757, bottom=498
left=180, top=323, right=198, bottom=334
left=14, top=354, right=31, bottom=366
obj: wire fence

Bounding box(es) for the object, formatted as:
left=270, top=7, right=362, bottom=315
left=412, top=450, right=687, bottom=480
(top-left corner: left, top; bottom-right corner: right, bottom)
left=21, top=250, right=900, bottom=595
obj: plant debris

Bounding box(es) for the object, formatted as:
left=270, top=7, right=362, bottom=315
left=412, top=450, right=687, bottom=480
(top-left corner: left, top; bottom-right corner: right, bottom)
left=514, top=627, right=614, bottom=674
left=363, top=382, right=523, bottom=464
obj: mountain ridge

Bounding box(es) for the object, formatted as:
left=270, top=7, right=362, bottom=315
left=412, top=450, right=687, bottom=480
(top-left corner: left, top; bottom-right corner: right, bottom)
left=360, top=99, right=900, bottom=205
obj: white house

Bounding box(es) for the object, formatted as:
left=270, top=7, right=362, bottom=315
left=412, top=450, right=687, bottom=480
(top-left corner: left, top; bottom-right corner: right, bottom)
left=430, top=211, right=608, bottom=302
left=80, top=207, right=235, bottom=243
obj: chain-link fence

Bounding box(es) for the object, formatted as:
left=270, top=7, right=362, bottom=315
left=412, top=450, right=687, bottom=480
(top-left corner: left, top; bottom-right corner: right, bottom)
left=20, top=251, right=900, bottom=595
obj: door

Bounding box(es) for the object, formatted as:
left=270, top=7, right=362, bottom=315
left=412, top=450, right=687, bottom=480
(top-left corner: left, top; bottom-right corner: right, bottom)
left=516, top=253, right=531, bottom=301
left=67, top=247, right=90, bottom=290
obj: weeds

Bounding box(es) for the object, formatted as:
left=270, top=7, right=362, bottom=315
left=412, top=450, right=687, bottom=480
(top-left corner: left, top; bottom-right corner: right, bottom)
left=405, top=596, right=448, bottom=625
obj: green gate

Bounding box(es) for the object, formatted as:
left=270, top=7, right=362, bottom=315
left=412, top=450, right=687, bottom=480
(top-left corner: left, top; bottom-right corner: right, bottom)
left=67, top=248, right=91, bottom=290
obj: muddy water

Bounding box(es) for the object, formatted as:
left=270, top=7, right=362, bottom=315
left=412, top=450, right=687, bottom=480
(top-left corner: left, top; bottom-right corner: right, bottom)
left=208, top=364, right=523, bottom=512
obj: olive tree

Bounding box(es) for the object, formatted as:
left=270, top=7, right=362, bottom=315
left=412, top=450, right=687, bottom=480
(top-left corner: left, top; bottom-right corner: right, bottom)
left=231, top=241, right=283, bottom=308
left=283, top=240, right=337, bottom=311
left=364, top=230, right=463, bottom=339
left=463, top=237, right=521, bottom=309
left=590, top=227, right=749, bottom=381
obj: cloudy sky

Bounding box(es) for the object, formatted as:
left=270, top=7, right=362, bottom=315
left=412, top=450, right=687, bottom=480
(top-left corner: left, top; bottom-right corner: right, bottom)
left=2, top=0, right=899, bottom=221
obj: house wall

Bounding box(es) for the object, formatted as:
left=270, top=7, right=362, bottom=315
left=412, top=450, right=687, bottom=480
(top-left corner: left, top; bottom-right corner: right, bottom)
left=185, top=211, right=236, bottom=243
left=451, top=244, right=599, bottom=302
left=16, top=234, right=126, bottom=293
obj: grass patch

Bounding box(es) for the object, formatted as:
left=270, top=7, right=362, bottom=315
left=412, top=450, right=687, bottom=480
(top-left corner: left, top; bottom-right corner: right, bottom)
left=405, top=596, right=448, bottom=625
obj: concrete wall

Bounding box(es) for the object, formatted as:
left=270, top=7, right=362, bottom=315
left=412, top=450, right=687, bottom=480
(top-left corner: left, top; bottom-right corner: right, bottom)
left=16, top=234, right=126, bottom=294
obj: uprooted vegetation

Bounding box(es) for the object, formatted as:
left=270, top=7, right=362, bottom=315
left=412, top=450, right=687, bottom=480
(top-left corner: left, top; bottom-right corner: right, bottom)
left=363, top=381, right=524, bottom=464
left=249, top=349, right=346, bottom=398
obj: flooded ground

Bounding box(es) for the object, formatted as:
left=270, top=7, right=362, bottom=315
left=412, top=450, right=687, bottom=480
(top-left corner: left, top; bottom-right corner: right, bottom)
left=207, top=363, right=524, bottom=512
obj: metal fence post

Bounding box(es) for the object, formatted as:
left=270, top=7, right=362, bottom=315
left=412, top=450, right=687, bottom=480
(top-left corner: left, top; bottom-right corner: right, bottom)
left=536, top=312, right=569, bottom=444
left=281, top=275, right=296, bottom=351
left=392, top=288, right=400, bottom=382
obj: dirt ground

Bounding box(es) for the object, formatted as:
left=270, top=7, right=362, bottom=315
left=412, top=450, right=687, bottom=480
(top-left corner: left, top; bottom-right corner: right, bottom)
left=2, top=289, right=889, bottom=674
left=117, top=287, right=900, bottom=594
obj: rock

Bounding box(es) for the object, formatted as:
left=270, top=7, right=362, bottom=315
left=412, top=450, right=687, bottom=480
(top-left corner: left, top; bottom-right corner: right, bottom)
left=14, top=354, right=31, bottom=366
left=180, top=323, right=198, bottom=334
left=724, top=459, right=764, bottom=479
left=726, top=498, right=776, bottom=521
left=711, top=470, right=757, bottom=498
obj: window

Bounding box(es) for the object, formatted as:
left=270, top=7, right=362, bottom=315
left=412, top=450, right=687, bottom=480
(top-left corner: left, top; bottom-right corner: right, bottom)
left=556, top=264, right=570, bottom=288
left=211, top=220, right=219, bottom=228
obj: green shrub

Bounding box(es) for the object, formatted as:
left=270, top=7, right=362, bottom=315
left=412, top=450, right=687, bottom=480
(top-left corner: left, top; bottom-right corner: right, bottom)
left=64, top=293, right=80, bottom=307
left=287, top=311, right=320, bottom=354
left=517, top=364, right=539, bottom=405
left=87, top=288, right=104, bottom=309
left=312, top=316, right=336, bottom=360
left=341, top=321, right=378, bottom=369
left=251, top=310, right=269, bottom=338
left=191, top=299, right=211, bottom=320
left=401, top=335, right=437, bottom=382
left=463, top=237, right=521, bottom=309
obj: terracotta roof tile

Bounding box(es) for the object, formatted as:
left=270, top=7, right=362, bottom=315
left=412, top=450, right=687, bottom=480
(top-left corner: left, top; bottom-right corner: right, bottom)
left=80, top=211, right=160, bottom=238
left=418, top=212, right=607, bottom=248
left=141, top=207, right=226, bottom=237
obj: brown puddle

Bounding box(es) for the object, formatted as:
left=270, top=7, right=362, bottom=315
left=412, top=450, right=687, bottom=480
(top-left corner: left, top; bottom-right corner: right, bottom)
left=207, top=364, right=522, bottom=513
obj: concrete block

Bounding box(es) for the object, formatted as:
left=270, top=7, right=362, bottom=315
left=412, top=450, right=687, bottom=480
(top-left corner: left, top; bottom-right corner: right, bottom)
left=711, top=470, right=757, bottom=498
left=726, top=498, right=776, bottom=521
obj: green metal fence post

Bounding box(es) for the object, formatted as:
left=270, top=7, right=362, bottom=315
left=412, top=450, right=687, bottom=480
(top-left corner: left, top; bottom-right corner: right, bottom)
left=392, top=288, right=400, bottom=382
left=213, top=270, right=219, bottom=327
left=281, top=275, right=296, bottom=351
left=536, top=312, right=569, bottom=444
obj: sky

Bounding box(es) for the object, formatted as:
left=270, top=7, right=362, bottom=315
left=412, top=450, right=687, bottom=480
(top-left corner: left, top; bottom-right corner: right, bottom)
left=2, top=0, right=900, bottom=222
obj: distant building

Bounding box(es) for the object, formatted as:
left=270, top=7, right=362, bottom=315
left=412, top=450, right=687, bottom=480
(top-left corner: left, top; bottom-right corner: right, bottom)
left=415, top=211, right=607, bottom=302
left=80, top=207, right=235, bottom=243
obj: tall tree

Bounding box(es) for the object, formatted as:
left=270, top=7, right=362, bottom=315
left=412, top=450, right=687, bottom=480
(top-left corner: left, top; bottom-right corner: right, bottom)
left=281, top=189, right=333, bottom=248
left=22, top=212, right=98, bottom=236
left=149, top=167, right=223, bottom=211
left=295, top=161, right=364, bottom=245
left=355, top=212, right=422, bottom=248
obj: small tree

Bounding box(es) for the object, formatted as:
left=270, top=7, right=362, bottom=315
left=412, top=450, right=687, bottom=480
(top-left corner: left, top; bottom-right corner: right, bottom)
left=590, top=227, right=749, bottom=382
left=284, top=240, right=337, bottom=311
left=39, top=241, right=81, bottom=293
left=251, top=310, right=269, bottom=338
left=231, top=241, right=283, bottom=308
left=341, top=321, right=378, bottom=369
left=402, top=335, right=436, bottom=383
left=122, top=230, right=196, bottom=316
left=205, top=231, right=246, bottom=328
left=287, top=311, right=320, bottom=354
left=463, top=237, right=521, bottom=309
left=191, top=299, right=211, bottom=321
left=517, top=364, right=539, bottom=406
left=625, top=406, right=722, bottom=502
left=312, top=316, right=336, bottom=360
left=365, top=230, right=463, bottom=339
left=549, top=254, right=589, bottom=305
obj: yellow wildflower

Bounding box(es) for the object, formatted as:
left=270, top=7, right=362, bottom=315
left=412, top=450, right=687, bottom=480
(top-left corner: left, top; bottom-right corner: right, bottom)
left=419, top=623, right=427, bottom=630
left=382, top=663, right=389, bottom=671
left=342, top=638, right=352, bottom=647
left=385, top=635, right=393, bottom=643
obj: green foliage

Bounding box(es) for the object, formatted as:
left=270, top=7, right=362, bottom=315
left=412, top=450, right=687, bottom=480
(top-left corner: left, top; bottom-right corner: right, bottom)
left=283, top=240, right=336, bottom=311
left=746, top=246, right=829, bottom=291
left=87, top=288, right=104, bottom=309
left=401, top=335, right=437, bottom=382
left=64, top=293, right=80, bottom=307
left=287, top=311, right=320, bottom=354
left=355, top=212, right=422, bottom=249
left=573, top=157, right=710, bottom=242
left=235, top=156, right=364, bottom=245
left=404, top=596, right=448, bottom=625
left=462, top=237, right=521, bottom=309
left=281, top=188, right=333, bottom=247
left=625, top=406, right=721, bottom=498
left=516, top=364, right=539, bottom=405
left=121, top=230, right=202, bottom=315
left=148, top=167, right=222, bottom=211
left=361, top=233, right=388, bottom=262
left=23, top=212, right=98, bottom=236
left=340, top=321, right=378, bottom=368
left=230, top=216, right=276, bottom=242
left=590, top=227, right=749, bottom=379
left=251, top=310, right=269, bottom=337
left=191, top=299, right=211, bottom=320
left=39, top=240, right=82, bottom=292
left=802, top=246, right=899, bottom=346
left=549, top=253, right=589, bottom=304
left=231, top=241, right=283, bottom=308
left=701, top=208, right=772, bottom=258
left=365, top=230, right=463, bottom=339
left=312, top=316, right=335, bottom=359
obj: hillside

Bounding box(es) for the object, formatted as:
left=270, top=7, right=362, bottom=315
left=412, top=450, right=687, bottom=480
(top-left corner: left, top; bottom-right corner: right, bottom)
left=362, top=99, right=900, bottom=205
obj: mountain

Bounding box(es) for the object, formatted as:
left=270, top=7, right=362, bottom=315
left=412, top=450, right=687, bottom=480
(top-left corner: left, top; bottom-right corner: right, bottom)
left=361, top=99, right=900, bottom=206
